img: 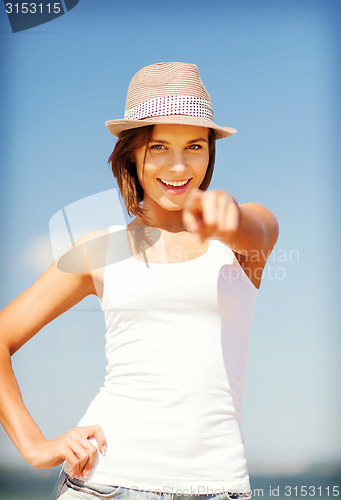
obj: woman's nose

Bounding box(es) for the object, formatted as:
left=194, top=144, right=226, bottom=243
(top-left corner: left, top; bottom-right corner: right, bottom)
left=167, top=151, right=187, bottom=173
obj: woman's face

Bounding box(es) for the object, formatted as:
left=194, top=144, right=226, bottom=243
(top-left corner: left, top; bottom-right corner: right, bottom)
left=133, top=124, right=210, bottom=213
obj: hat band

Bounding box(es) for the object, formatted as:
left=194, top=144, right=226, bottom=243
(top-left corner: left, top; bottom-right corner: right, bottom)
left=124, top=95, right=213, bottom=122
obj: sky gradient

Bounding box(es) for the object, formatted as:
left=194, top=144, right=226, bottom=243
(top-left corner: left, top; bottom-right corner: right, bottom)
left=0, top=0, right=340, bottom=475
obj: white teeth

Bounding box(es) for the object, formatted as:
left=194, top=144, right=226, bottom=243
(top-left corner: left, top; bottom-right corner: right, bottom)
left=160, top=179, right=190, bottom=187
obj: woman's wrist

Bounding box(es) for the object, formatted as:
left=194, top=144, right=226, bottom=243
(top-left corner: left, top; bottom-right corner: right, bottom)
left=19, top=432, right=47, bottom=466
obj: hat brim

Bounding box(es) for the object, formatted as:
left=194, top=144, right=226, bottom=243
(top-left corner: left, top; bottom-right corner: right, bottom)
left=105, top=115, right=237, bottom=140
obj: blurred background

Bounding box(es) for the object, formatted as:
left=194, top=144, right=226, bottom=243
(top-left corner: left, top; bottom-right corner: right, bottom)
left=0, top=0, right=340, bottom=498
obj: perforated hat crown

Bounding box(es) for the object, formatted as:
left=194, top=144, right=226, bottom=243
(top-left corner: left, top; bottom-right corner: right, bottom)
left=105, top=62, right=237, bottom=140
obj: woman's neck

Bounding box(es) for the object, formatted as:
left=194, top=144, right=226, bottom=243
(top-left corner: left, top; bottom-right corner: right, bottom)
left=128, top=195, right=187, bottom=233
left=130, top=209, right=186, bottom=233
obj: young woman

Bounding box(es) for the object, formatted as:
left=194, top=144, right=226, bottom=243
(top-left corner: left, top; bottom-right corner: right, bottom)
left=0, top=62, right=279, bottom=500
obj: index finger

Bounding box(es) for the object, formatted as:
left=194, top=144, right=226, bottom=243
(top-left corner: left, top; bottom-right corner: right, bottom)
left=185, top=188, right=203, bottom=210
left=183, top=189, right=205, bottom=231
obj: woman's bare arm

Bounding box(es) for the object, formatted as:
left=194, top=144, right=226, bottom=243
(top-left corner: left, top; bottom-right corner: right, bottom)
left=0, top=230, right=108, bottom=479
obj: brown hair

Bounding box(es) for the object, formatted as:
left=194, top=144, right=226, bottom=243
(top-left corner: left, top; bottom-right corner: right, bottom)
left=108, top=125, right=216, bottom=217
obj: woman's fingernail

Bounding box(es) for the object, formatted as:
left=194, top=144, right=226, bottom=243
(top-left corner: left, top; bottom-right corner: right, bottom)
left=187, top=223, right=197, bottom=232
left=83, top=471, right=89, bottom=478
left=102, top=445, right=107, bottom=456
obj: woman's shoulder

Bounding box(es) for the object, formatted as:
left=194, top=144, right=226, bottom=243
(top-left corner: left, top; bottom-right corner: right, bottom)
left=76, top=228, right=110, bottom=243
left=57, top=228, right=111, bottom=275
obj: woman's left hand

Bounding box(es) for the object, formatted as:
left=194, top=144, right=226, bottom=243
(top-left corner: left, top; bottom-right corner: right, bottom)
left=183, top=188, right=241, bottom=240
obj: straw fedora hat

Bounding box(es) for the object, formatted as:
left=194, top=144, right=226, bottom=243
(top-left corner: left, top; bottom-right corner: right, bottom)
left=105, top=62, right=237, bottom=140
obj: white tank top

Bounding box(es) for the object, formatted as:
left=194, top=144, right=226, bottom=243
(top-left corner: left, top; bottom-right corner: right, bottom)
left=65, top=224, right=259, bottom=494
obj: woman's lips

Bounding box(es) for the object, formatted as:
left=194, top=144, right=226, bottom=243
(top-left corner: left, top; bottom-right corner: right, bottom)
left=157, top=178, right=192, bottom=195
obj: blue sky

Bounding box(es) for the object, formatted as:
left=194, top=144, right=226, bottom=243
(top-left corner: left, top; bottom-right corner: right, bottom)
left=0, top=0, right=340, bottom=475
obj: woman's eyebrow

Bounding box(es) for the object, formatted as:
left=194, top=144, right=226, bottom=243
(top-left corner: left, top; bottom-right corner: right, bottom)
left=187, top=138, right=208, bottom=144
left=149, top=138, right=208, bottom=144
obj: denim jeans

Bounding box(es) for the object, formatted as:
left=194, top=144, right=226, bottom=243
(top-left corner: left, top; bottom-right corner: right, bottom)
left=50, top=470, right=252, bottom=500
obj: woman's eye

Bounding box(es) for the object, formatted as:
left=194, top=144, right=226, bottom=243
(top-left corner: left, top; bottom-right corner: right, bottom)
left=187, top=144, right=201, bottom=150
left=150, top=144, right=165, bottom=150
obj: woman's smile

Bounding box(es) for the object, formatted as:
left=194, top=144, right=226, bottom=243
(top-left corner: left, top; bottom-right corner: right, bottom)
left=157, top=177, right=193, bottom=195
